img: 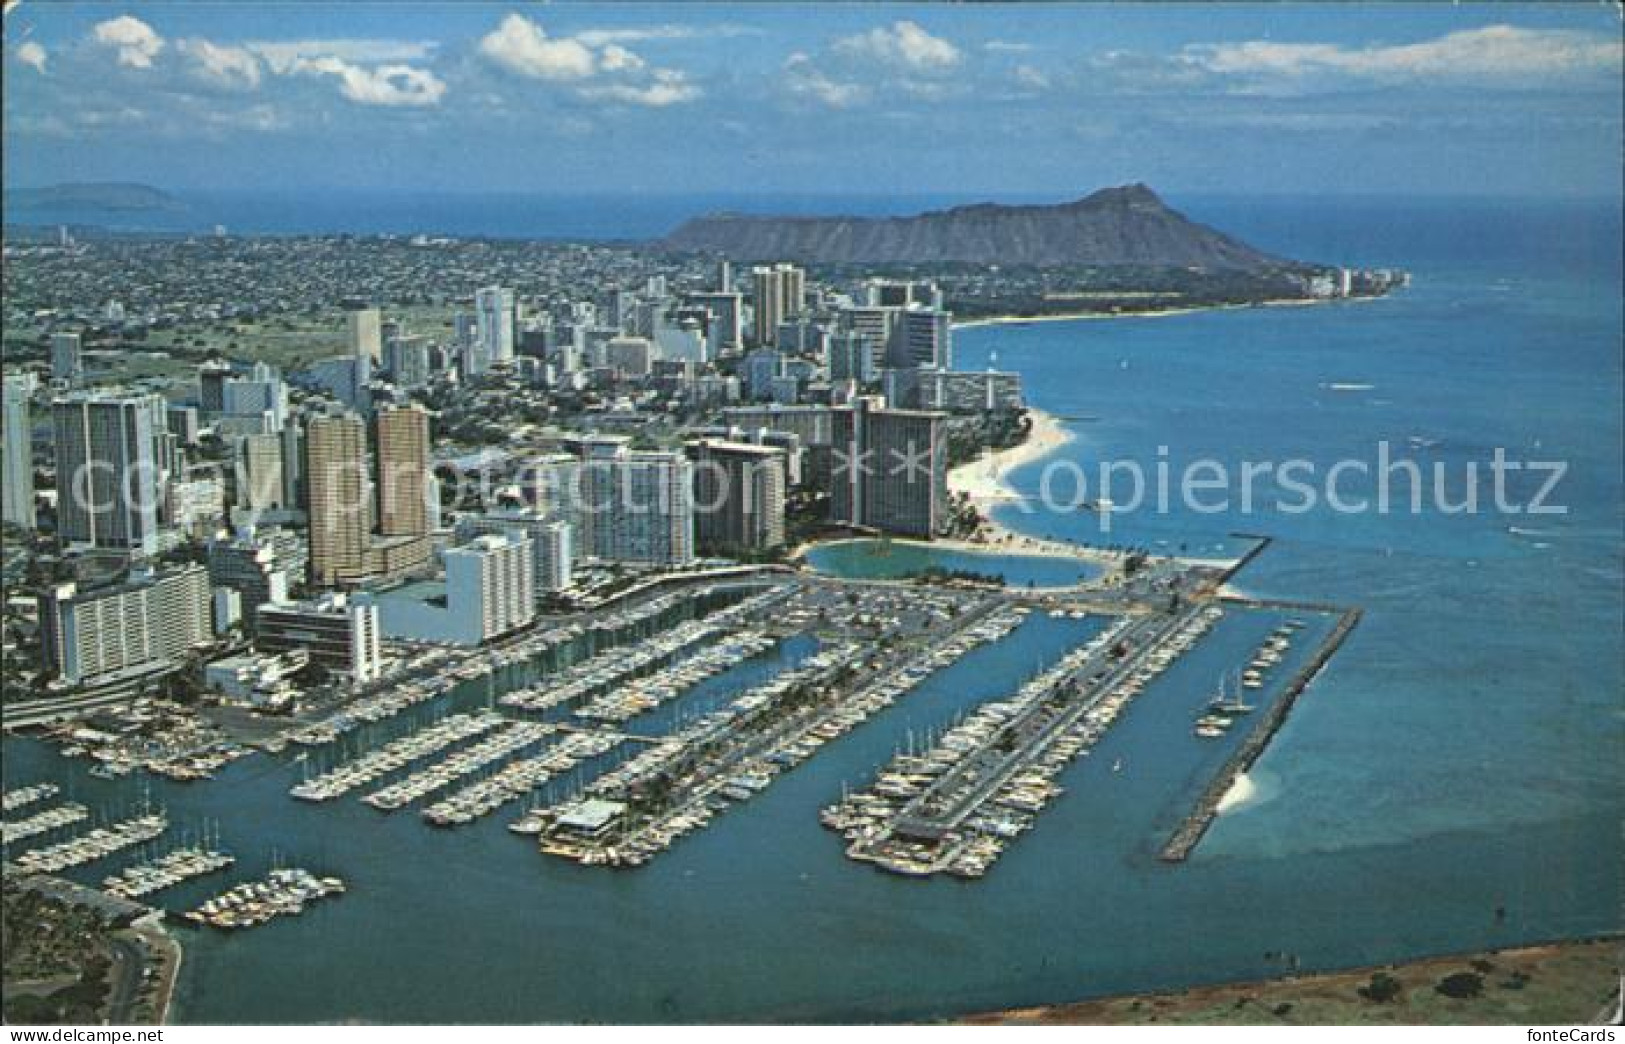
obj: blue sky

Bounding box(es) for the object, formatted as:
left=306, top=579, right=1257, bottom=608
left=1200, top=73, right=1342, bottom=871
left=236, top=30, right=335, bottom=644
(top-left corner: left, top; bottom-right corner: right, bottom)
left=4, top=3, right=1620, bottom=199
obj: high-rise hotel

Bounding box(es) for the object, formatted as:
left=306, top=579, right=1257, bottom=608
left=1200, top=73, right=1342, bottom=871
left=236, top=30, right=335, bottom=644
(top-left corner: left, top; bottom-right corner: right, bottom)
left=306, top=404, right=433, bottom=586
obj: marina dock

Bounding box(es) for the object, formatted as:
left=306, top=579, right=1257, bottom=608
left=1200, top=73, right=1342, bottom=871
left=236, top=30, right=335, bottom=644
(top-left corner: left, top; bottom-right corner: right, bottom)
left=428, top=729, right=627, bottom=828
left=289, top=711, right=504, bottom=802
left=182, top=868, right=345, bottom=930
left=2, top=800, right=90, bottom=845
left=827, top=604, right=1224, bottom=878
left=103, top=846, right=236, bottom=900
left=10, top=811, right=168, bottom=874
left=1, top=781, right=60, bottom=814
left=361, top=721, right=557, bottom=811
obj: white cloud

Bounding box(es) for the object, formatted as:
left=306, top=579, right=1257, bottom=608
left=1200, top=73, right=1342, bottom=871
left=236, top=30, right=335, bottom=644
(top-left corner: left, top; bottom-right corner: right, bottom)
left=15, top=40, right=47, bottom=73
left=783, top=52, right=869, bottom=109
left=574, top=24, right=759, bottom=47
left=984, top=40, right=1034, bottom=54
left=479, top=13, right=598, bottom=81
left=1187, top=25, right=1622, bottom=88
left=835, top=20, right=961, bottom=74
left=288, top=55, right=446, bottom=107
left=247, top=38, right=436, bottom=75
left=478, top=13, right=701, bottom=106
left=180, top=39, right=262, bottom=89
left=579, top=77, right=702, bottom=108
left=599, top=45, right=645, bottom=74
left=1012, top=64, right=1050, bottom=90
left=92, top=15, right=164, bottom=69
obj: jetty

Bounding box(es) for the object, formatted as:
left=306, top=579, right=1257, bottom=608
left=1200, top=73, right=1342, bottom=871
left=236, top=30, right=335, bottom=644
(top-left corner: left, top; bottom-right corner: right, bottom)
left=1159, top=603, right=1363, bottom=862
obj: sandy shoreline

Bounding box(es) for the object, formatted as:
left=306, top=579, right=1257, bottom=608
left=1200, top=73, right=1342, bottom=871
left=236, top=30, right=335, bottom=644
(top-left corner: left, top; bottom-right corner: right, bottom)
left=943, top=407, right=1123, bottom=565
left=950, top=295, right=1387, bottom=332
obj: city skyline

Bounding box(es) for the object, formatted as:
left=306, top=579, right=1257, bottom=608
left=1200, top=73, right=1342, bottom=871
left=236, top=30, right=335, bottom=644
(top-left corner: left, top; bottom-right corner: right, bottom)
left=4, top=3, right=1621, bottom=200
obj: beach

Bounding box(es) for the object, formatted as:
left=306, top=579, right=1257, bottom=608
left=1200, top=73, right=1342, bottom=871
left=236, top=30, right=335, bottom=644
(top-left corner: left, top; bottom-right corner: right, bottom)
left=949, top=295, right=1388, bottom=332
left=945, top=407, right=1128, bottom=566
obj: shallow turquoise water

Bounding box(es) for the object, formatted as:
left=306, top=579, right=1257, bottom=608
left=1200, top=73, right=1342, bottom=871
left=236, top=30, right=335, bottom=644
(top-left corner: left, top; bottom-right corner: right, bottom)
left=3, top=198, right=1619, bottom=1022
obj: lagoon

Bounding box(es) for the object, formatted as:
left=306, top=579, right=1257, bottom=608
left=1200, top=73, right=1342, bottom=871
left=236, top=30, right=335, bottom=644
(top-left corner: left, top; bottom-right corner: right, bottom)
left=802, top=539, right=1101, bottom=588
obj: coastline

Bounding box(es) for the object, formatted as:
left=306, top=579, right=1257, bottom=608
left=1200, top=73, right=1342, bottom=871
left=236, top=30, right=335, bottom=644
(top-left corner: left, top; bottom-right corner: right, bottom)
left=950, top=293, right=1389, bottom=331
left=943, top=406, right=1124, bottom=567
left=960, top=937, right=1623, bottom=1025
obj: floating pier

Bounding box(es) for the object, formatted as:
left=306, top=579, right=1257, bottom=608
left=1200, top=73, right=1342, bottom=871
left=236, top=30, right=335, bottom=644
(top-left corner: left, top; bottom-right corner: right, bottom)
left=289, top=711, right=504, bottom=802
left=2, top=782, right=61, bottom=814
left=829, top=604, right=1224, bottom=878
left=182, top=868, right=345, bottom=930
left=11, top=812, right=168, bottom=874
left=103, top=846, right=236, bottom=900
left=2, top=801, right=90, bottom=845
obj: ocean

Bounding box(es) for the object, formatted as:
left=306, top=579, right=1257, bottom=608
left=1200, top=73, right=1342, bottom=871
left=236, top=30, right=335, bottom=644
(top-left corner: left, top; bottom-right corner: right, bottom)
left=2, top=195, right=1619, bottom=1022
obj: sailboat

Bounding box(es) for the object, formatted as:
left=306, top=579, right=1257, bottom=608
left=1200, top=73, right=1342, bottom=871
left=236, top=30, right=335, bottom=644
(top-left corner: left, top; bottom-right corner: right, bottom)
left=1208, top=670, right=1253, bottom=716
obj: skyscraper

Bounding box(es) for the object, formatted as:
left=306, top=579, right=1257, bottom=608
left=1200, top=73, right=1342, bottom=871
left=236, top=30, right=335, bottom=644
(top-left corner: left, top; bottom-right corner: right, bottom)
left=50, top=332, right=83, bottom=383
left=456, top=509, right=575, bottom=598
left=52, top=394, right=163, bottom=555
left=475, top=286, right=516, bottom=370
left=348, top=307, right=383, bottom=362
left=446, top=533, right=535, bottom=642
left=887, top=307, right=954, bottom=370
left=221, top=362, right=288, bottom=431
left=375, top=404, right=430, bottom=538
left=689, top=440, right=787, bottom=555
left=305, top=413, right=370, bottom=586
left=198, top=360, right=232, bottom=414
left=2, top=375, right=36, bottom=529
left=751, top=264, right=805, bottom=347
left=233, top=432, right=286, bottom=515
left=830, top=399, right=948, bottom=539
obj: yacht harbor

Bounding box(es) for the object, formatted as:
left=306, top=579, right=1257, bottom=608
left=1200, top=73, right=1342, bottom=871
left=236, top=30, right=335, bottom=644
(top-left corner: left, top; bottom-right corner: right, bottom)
left=2, top=800, right=90, bottom=845
left=1, top=781, right=60, bottom=814
left=289, top=711, right=505, bottom=802
left=525, top=596, right=1035, bottom=867
left=826, top=605, right=1227, bottom=877
left=9, top=810, right=169, bottom=874
left=103, top=845, right=236, bottom=900
left=361, top=720, right=558, bottom=812
left=182, top=868, right=346, bottom=931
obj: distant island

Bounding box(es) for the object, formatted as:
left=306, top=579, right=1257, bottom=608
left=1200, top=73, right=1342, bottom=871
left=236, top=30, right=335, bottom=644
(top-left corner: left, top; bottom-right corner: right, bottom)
left=664, top=184, right=1405, bottom=318
left=3, top=182, right=188, bottom=214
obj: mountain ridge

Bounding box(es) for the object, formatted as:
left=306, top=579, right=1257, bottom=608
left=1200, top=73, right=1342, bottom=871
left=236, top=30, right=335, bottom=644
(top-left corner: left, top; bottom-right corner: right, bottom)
left=663, top=184, right=1292, bottom=269
left=4, top=182, right=188, bottom=214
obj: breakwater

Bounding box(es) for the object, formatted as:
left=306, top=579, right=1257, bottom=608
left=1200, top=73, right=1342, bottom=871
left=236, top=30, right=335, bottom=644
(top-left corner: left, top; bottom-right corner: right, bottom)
left=1159, top=603, right=1363, bottom=862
